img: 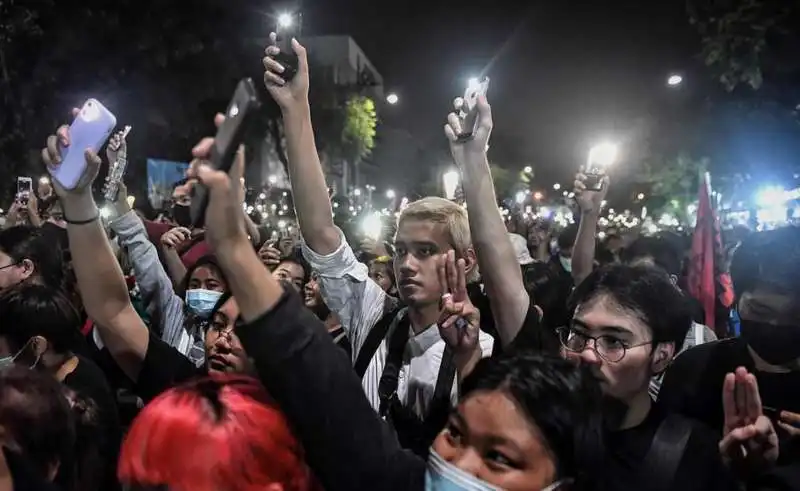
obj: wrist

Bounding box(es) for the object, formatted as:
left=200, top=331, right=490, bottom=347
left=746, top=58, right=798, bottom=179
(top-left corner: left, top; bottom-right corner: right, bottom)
left=581, top=207, right=601, bottom=217
left=61, top=193, right=98, bottom=222
left=282, top=101, right=311, bottom=122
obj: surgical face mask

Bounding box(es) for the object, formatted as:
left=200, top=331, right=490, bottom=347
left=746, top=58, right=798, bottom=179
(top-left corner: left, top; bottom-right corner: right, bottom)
left=185, top=289, right=223, bottom=320
left=172, top=204, right=192, bottom=228
left=0, top=339, right=40, bottom=370
left=425, top=449, right=568, bottom=491
left=559, top=255, right=572, bottom=273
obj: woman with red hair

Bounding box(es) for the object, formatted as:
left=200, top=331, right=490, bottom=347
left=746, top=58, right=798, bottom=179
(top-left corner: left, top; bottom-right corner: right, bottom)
left=118, top=374, right=318, bottom=491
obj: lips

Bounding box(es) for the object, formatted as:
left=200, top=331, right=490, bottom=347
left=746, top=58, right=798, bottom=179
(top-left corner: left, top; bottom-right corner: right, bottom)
left=207, top=354, right=233, bottom=372
left=399, top=278, right=421, bottom=288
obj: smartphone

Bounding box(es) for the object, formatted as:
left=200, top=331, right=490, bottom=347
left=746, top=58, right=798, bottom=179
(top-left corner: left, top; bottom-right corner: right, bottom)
left=189, top=78, right=262, bottom=227
left=53, top=99, right=117, bottom=190
left=457, top=77, right=490, bottom=142
left=16, top=177, right=32, bottom=204
left=275, top=13, right=302, bottom=82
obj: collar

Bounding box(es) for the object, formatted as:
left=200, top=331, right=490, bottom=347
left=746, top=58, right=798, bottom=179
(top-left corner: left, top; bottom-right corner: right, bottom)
left=394, top=309, right=442, bottom=355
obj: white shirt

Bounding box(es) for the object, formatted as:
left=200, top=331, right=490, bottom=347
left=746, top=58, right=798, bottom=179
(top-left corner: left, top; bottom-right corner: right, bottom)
left=302, top=228, right=494, bottom=416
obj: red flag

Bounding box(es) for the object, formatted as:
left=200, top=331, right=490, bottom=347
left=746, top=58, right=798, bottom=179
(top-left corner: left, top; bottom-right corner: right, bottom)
left=687, top=173, right=734, bottom=335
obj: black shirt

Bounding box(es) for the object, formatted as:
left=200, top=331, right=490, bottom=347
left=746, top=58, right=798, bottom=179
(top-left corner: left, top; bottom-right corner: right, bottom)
left=659, top=338, right=800, bottom=488
left=236, top=289, right=425, bottom=491
left=133, top=333, right=203, bottom=403
left=62, top=355, right=122, bottom=491
left=2, top=447, right=59, bottom=491
left=605, top=403, right=738, bottom=491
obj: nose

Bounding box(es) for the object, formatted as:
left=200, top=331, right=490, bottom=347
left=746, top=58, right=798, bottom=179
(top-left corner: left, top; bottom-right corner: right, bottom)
left=213, top=330, right=233, bottom=349
left=577, top=339, right=603, bottom=366
left=450, top=447, right=484, bottom=477
left=399, top=253, right=418, bottom=276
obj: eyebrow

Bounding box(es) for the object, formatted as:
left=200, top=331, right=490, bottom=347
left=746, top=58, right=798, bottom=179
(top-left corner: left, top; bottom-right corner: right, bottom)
left=571, top=319, right=633, bottom=335
left=395, top=240, right=440, bottom=249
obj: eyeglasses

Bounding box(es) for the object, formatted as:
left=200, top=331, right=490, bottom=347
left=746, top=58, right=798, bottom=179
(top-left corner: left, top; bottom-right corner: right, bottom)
left=556, top=326, right=652, bottom=363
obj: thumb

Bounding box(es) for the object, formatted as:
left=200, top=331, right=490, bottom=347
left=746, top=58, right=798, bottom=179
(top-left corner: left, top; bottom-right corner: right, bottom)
left=214, top=113, right=226, bottom=129
left=231, top=145, right=245, bottom=198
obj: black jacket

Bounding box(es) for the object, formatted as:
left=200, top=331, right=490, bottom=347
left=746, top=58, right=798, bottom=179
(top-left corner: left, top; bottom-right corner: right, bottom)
left=235, top=289, right=426, bottom=491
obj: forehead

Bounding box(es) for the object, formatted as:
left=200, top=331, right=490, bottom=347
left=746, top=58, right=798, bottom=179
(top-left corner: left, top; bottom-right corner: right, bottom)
left=396, top=219, right=450, bottom=247
left=277, top=261, right=304, bottom=277
left=191, top=265, right=220, bottom=280
left=459, top=390, right=546, bottom=454
left=573, top=295, right=650, bottom=338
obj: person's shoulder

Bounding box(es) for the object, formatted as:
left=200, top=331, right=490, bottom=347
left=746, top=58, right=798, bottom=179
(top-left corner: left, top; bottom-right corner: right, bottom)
left=672, top=337, right=743, bottom=369
left=66, top=355, right=114, bottom=394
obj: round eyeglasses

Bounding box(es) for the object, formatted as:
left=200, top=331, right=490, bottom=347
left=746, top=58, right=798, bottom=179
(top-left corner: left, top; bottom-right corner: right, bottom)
left=556, top=326, right=652, bottom=363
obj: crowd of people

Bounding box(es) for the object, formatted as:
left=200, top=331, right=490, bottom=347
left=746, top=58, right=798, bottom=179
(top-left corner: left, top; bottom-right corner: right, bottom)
left=0, top=33, right=796, bottom=491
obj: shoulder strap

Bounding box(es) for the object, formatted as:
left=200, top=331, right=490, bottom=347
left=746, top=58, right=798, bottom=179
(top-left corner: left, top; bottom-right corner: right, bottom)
left=425, top=345, right=457, bottom=432
left=641, top=414, right=693, bottom=491
left=354, top=295, right=401, bottom=378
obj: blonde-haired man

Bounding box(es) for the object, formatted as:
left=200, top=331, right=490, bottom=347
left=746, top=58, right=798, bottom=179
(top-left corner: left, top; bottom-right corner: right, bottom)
left=262, top=35, right=493, bottom=451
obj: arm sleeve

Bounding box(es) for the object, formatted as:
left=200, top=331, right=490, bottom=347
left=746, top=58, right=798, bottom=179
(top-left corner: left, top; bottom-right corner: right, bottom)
left=235, top=289, right=425, bottom=491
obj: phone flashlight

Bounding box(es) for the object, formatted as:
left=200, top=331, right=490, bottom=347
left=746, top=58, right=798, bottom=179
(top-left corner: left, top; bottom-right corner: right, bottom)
left=584, top=142, right=617, bottom=191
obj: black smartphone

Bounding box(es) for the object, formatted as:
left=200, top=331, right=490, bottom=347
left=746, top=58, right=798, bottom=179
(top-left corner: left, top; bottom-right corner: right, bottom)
left=190, top=78, right=262, bottom=227
left=275, top=13, right=302, bottom=82
left=457, top=77, right=490, bottom=142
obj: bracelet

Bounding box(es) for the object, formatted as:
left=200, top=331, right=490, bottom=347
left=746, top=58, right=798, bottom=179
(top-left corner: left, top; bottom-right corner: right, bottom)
left=64, top=211, right=99, bottom=225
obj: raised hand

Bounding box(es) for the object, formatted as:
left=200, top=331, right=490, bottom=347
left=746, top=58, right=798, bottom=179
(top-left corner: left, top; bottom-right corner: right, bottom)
left=106, top=128, right=127, bottom=167
left=41, top=108, right=103, bottom=199
left=444, top=95, right=493, bottom=164
left=185, top=114, right=247, bottom=251
left=720, top=367, right=779, bottom=472
left=574, top=172, right=609, bottom=214
left=262, top=32, right=309, bottom=111
left=258, top=241, right=282, bottom=270
left=161, top=227, right=192, bottom=249
left=437, top=250, right=480, bottom=359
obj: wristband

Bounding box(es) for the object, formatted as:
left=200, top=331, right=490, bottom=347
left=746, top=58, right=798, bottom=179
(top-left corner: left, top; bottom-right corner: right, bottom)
left=64, top=211, right=99, bottom=225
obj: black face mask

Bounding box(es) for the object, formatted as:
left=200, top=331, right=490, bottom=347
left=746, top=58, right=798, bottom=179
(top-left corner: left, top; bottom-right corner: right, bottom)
left=172, top=204, right=191, bottom=227
left=740, top=319, right=800, bottom=365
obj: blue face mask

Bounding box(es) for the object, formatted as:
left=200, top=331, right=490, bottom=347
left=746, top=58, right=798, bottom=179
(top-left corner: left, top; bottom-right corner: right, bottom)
left=559, top=255, right=572, bottom=273
left=185, top=289, right=223, bottom=320
left=425, top=449, right=567, bottom=491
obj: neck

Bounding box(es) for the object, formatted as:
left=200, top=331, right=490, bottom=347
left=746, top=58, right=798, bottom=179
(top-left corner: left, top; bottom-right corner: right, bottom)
left=324, top=313, right=341, bottom=333
left=618, top=390, right=652, bottom=430
left=407, top=303, right=441, bottom=335
left=47, top=354, right=78, bottom=382
left=748, top=345, right=800, bottom=373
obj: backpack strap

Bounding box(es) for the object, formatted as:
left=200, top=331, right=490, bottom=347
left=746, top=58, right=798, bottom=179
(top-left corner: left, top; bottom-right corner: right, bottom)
left=354, top=295, right=401, bottom=378
left=641, top=414, right=693, bottom=491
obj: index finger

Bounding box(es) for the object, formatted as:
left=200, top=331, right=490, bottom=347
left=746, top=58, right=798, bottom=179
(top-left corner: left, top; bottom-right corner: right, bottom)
left=722, top=373, right=737, bottom=426
left=437, top=253, right=448, bottom=297
left=455, top=257, right=467, bottom=299
left=446, top=251, right=458, bottom=298
left=745, top=372, right=764, bottom=420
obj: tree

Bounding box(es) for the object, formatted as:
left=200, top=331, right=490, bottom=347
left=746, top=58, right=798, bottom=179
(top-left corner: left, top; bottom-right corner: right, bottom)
left=342, top=95, right=377, bottom=164
left=642, top=153, right=708, bottom=224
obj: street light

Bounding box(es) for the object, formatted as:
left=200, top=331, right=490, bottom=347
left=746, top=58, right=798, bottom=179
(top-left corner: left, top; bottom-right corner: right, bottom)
left=443, top=170, right=460, bottom=200
left=667, top=74, right=683, bottom=87
left=277, top=13, right=293, bottom=28
left=636, top=192, right=645, bottom=200
left=523, top=166, right=533, bottom=174
left=533, top=191, right=543, bottom=200
left=386, top=189, right=396, bottom=199
left=386, top=93, right=399, bottom=105
left=553, top=183, right=561, bottom=191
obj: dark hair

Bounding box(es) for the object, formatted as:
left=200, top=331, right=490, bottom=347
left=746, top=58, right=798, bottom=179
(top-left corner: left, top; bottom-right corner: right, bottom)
left=620, top=236, right=682, bottom=276
left=60, top=388, right=104, bottom=491
left=731, top=226, right=800, bottom=300
left=568, top=264, right=692, bottom=351
left=278, top=248, right=311, bottom=286
left=557, top=224, right=579, bottom=251
left=0, top=284, right=82, bottom=354
left=461, top=353, right=604, bottom=490
left=0, top=225, right=65, bottom=289
left=177, top=255, right=228, bottom=299
left=0, top=366, right=75, bottom=485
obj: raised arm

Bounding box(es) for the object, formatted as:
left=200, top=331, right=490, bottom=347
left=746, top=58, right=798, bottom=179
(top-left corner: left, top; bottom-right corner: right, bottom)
left=571, top=173, right=608, bottom=285
left=263, top=34, right=339, bottom=255
left=445, top=96, right=528, bottom=347
left=41, top=121, right=149, bottom=381
left=187, top=131, right=423, bottom=491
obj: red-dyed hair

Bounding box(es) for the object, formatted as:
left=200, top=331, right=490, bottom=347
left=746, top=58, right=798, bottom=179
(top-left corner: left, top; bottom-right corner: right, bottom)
left=118, top=374, right=319, bottom=491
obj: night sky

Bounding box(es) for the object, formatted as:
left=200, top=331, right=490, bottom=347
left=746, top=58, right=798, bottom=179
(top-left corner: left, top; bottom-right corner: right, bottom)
left=301, top=0, right=698, bottom=191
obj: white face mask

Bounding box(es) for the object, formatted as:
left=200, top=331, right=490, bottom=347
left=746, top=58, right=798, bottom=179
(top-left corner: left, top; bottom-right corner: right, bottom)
left=425, top=449, right=569, bottom=491
left=559, top=255, right=572, bottom=273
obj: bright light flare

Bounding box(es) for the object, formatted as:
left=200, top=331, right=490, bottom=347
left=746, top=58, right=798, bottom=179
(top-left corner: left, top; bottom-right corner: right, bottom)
left=667, top=74, right=683, bottom=86
left=587, top=142, right=618, bottom=169
left=467, top=77, right=480, bottom=88
left=533, top=191, right=543, bottom=200
left=277, top=13, right=293, bottom=28
left=515, top=191, right=526, bottom=204
left=386, top=93, right=399, bottom=105
left=443, top=170, right=460, bottom=200
left=386, top=189, right=396, bottom=199
left=755, top=186, right=788, bottom=208
left=362, top=212, right=383, bottom=241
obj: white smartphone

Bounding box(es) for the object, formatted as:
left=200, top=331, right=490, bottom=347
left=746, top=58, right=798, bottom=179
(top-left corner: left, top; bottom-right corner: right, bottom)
left=457, top=77, right=490, bottom=141
left=52, top=99, right=117, bottom=190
